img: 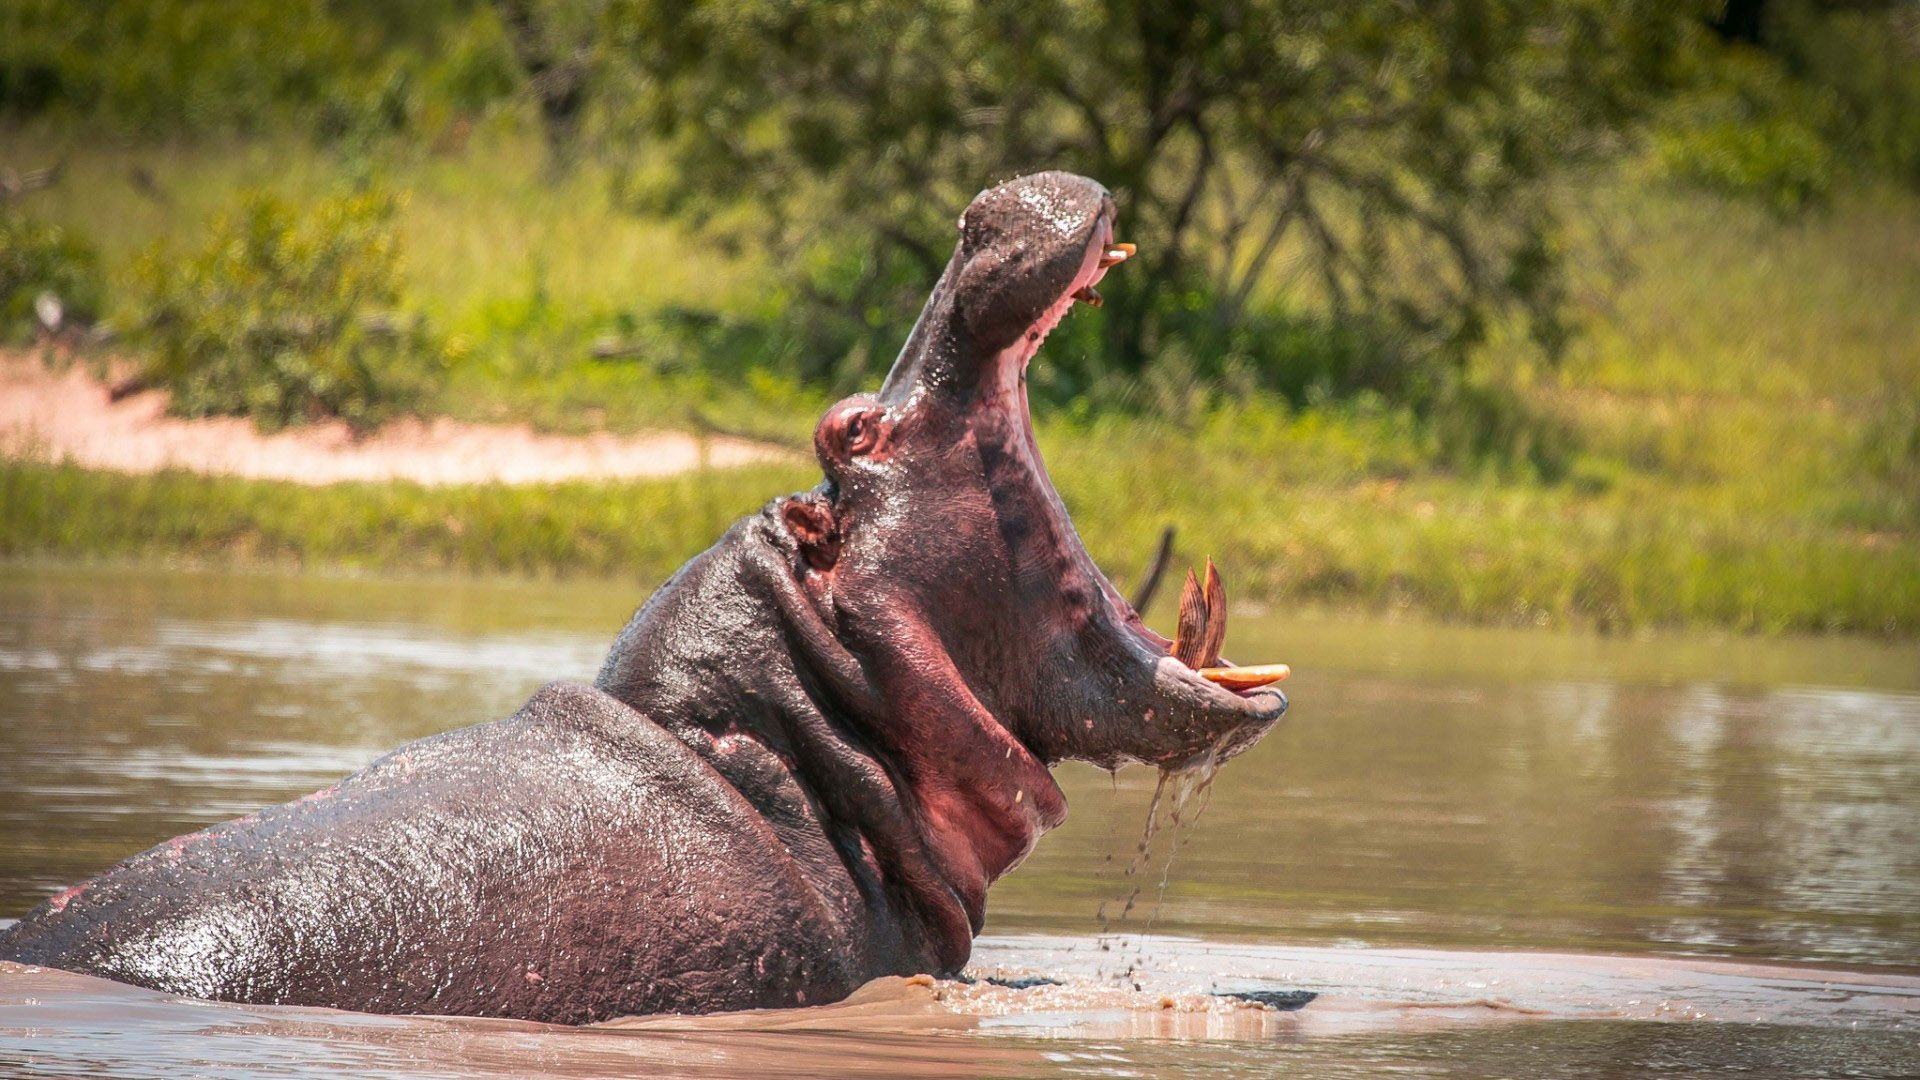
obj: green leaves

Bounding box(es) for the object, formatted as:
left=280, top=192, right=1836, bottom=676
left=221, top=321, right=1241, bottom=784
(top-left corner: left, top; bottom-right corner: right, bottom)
left=602, top=0, right=1704, bottom=415
left=133, top=189, right=445, bottom=431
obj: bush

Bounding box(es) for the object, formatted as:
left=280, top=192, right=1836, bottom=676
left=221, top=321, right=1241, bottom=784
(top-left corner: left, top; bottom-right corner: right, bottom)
left=1657, top=114, right=1835, bottom=216
left=134, top=189, right=444, bottom=431
left=1769, top=0, right=1920, bottom=188
left=1655, top=52, right=1836, bottom=216
left=0, top=208, right=102, bottom=342
left=1, top=0, right=520, bottom=137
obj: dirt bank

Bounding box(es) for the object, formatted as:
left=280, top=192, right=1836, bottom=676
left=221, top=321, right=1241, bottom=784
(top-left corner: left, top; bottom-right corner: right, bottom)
left=0, top=352, right=789, bottom=485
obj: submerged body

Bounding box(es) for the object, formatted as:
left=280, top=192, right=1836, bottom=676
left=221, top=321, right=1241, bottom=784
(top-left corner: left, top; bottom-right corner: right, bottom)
left=0, top=172, right=1287, bottom=1022
left=0, top=681, right=875, bottom=1021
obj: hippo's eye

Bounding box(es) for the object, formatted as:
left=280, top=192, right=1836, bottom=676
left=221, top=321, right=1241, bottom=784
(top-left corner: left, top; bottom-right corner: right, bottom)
left=844, top=412, right=879, bottom=455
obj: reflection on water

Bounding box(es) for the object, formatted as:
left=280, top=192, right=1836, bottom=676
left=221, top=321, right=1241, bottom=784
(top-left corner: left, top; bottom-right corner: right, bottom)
left=1, top=564, right=1918, bottom=1075
left=2, top=565, right=1916, bottom=969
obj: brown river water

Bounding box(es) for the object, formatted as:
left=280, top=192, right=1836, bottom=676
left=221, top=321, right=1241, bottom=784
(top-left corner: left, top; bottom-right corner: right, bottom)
left=2, top=565, right=1917, bottom=1077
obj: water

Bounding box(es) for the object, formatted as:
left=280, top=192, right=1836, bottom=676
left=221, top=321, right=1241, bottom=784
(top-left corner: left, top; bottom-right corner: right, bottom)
left=2, top=564, right=1917, bottom=1076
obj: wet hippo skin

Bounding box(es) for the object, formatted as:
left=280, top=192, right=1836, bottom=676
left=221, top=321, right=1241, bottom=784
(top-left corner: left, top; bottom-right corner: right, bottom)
left=0, top=172, right=1287, bottom=1024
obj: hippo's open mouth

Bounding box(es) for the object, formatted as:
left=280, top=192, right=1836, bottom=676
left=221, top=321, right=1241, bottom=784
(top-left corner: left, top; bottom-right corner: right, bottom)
left=798, top=170, right=1287, bottom=773
left=995, top=205, right=1290, bottom=706
left=0, top=170, right=1288, bottom=1027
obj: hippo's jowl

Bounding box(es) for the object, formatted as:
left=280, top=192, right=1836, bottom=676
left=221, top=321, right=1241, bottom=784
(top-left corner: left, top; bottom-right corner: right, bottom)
left=0, top=173, right=1289, bottom=1024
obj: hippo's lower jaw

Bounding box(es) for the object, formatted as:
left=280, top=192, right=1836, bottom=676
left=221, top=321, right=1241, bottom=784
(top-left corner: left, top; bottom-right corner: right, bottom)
left=0, top=171, right=1287, bottom=1025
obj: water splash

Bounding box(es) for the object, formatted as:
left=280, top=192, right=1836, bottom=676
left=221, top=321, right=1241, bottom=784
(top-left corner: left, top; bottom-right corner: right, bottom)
left=1093, top=739, right=1230, bottom=987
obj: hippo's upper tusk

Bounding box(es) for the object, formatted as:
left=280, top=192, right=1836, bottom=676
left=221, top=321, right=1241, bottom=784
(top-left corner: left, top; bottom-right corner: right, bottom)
left=1099, top=242, right=1136, bottom=268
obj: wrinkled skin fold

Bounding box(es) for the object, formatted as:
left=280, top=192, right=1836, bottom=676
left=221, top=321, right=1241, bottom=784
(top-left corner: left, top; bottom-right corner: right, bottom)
left=0, top=172, right=1286, bottom=1024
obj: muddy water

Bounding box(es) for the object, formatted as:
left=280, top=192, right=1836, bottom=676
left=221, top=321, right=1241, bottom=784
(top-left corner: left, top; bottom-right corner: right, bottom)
left=2, top=565, right=1918, bottom=1076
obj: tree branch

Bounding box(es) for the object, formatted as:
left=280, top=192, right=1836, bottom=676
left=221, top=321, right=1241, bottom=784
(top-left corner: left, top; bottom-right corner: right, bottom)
left=1221, top=181, right=1304, bottom=326
left=1130, top=525, right=1178, bottom=612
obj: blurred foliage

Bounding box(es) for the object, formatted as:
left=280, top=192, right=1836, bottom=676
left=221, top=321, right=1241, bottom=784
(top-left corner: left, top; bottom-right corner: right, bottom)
left=607, top=0, right=1703, bottom=410
left=1656, top=0, right=1920, bottom=211
left=4, top=0, right=1915, bottom=462
left=490, top=0, right=616, bottom=166
left=0, top=208, right=102, bottom=342
left=133, top=189, right=445, bottom=431
left=1764, top=0, right=1920, bottom=186
left=1655, top=49, right=1836, bottom=214
left=1656, top=111, right=1835, bottom=216
left=0, top=0, right=517, bottom=135
left=0, top=127, right=1915, bottom=631
left=1862, top=388, right=1920, bottom=502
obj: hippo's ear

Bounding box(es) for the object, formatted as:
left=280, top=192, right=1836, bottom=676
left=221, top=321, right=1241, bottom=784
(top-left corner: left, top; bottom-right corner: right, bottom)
left=781, top=495, right=841, bottom=572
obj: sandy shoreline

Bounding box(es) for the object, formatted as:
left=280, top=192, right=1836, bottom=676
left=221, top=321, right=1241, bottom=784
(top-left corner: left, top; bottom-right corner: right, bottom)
left=0, top=351, right=789, bottom=486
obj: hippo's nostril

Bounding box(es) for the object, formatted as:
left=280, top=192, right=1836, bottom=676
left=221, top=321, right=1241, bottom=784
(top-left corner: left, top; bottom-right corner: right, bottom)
left=816, top=399, right=889, bottom=464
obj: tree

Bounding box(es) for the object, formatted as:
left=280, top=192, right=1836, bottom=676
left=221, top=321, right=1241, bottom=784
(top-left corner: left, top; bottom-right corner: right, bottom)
left=605, top=0, right=1703, bottom=398
left=495, top=0, right=606, bottom=169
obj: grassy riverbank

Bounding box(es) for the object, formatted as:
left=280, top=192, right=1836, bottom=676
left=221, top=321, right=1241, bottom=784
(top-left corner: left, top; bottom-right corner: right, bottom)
left=8, top=400, right=1915, bottom=635
left=4, top=131, right=1917, bottom=636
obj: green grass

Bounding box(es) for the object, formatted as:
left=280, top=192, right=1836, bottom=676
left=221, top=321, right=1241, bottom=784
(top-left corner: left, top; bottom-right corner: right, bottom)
left=1, top=459, right=816, bottom=578
left=2, top=126, right=1916, bottom=636
left=8, top=418, right=1914, bottom=634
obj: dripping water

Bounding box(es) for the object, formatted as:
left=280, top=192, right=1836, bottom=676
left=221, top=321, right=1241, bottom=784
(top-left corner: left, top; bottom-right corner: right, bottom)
left=1092, top=738, right=1229, bottom=988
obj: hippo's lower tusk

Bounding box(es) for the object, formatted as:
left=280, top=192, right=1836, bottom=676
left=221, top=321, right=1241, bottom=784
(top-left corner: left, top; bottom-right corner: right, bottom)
left=1172, top=559, right=1228, bottom=669
left=1099, top=242, right=1136, bottom=267
left=1073, top=285, right=1103, bottom=307
left=1198, top=664, right=1291, bottom=691
left=1173, top=568, right=1209, bottom=668
left=1198, top=558, right=1227, bottom=669
left=1171, top=560, right=1288, bottom=685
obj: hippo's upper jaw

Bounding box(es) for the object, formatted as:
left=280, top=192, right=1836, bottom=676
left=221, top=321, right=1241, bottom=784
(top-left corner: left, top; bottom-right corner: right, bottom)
left=767, top=171, right=1289, bottom=933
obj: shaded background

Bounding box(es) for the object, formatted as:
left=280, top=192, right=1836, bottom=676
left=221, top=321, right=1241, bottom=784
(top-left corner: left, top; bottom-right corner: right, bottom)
left=1, top=0, right=1917, bottom=635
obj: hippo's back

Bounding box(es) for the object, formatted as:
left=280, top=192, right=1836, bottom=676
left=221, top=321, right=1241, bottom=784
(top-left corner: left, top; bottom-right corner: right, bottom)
left=0, top=681, right=865, bottom=1023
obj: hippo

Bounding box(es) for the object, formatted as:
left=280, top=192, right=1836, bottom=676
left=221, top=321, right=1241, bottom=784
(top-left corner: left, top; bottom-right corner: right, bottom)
left=0, top=172, right=1288, bottom=1024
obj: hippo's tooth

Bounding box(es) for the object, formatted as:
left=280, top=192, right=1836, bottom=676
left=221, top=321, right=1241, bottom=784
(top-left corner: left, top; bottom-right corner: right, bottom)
left=1073, top=285, right=1103, bottom=307
left=1198, top=664, right=1291, bottom=691
left=1172, top=568, right=1209, bottom=668
left=1198, top=558, right=1227, bottom=669
left=1099, top=242, right=1136, bottom=268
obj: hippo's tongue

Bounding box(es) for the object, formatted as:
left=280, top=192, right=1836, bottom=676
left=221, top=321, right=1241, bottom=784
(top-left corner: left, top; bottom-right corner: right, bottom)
left=1167, top=558, right=1290, bottom=692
